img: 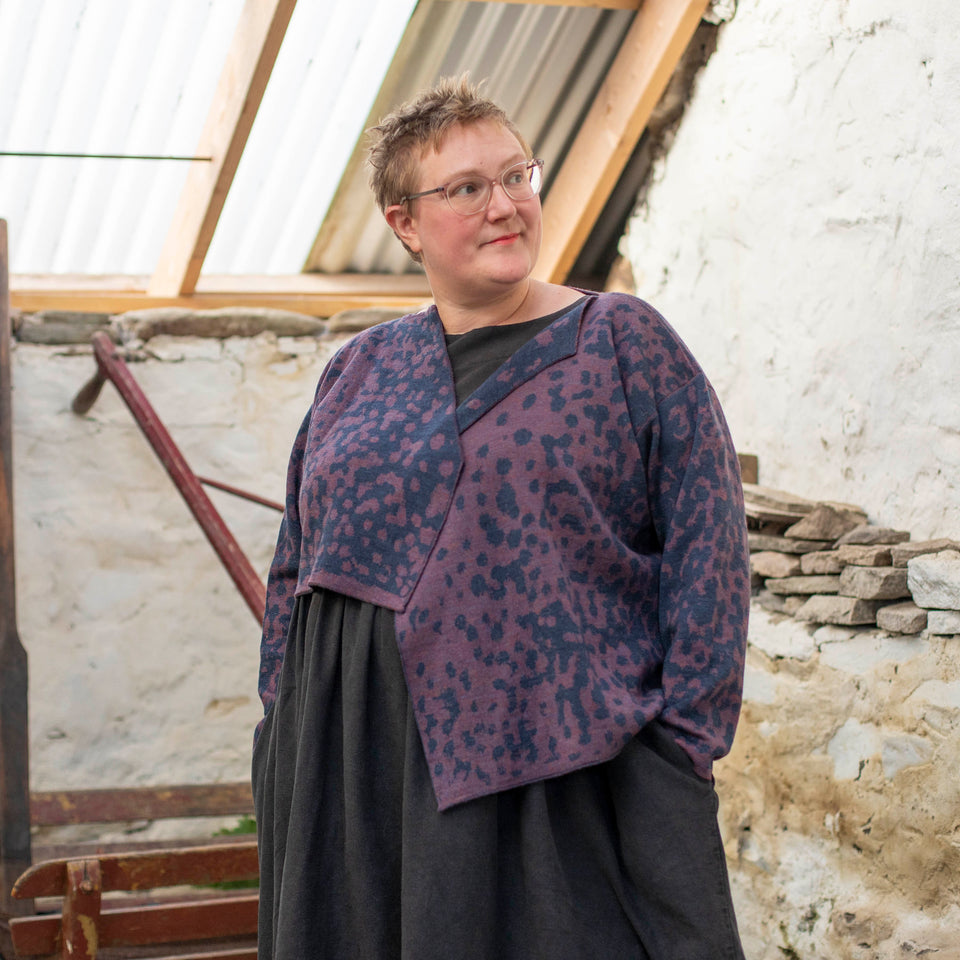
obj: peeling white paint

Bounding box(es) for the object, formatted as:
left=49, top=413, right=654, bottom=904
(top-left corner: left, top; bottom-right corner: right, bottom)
left=827, top=718, right=882, bottom=780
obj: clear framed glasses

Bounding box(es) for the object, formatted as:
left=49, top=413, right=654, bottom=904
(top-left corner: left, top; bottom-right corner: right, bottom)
left=401, top=158, right=544, bottom=216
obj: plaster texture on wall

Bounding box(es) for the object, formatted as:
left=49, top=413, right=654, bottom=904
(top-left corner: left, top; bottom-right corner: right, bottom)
left=10, top=333, right=345, bottom=837
left=716, top=609, right=960, bottom=959
left=623, top=0, right=960, bottom=541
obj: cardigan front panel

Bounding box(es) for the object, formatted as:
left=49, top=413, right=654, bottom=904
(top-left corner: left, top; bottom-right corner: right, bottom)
left=257, top=304, right=596, bottom=713
left=394, top=294, right=750, bottom=808
left=293, top=310, right=462, bottom=609
left=395, top=335, right=666, bottom=806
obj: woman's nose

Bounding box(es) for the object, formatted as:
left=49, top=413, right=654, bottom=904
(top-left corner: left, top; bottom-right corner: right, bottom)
left=485, top=180, right=517, bottom=218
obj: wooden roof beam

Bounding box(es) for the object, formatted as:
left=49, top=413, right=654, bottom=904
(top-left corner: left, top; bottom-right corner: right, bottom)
left=535, top=0, right=710, bottom=283
left=11, top=273, right=432, bottom=318
left=147, top=0, right=298, bottom=299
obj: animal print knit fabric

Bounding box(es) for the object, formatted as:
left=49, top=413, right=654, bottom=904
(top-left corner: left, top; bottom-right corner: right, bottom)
left=256, top=292, right=750, bottom=809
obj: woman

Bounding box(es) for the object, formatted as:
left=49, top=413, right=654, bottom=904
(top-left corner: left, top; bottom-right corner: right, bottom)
left=254, top=76, right=750, bottom=960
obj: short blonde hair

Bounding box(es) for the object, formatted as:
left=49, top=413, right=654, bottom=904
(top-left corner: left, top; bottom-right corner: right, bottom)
left=366, top=75, right=532, bottom=215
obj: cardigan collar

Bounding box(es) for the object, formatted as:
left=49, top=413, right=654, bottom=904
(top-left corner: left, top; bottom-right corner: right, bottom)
left=415, top=296, right=588, bottom=433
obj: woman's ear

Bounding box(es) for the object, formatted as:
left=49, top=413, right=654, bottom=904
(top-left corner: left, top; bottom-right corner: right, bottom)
left=384, top=203, right=422, bottom=256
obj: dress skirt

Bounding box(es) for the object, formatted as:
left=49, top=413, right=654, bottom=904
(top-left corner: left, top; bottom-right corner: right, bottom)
left=253, top=589, right=745, bottom=960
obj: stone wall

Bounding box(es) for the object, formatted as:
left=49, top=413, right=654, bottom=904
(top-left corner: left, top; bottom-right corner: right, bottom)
left=621, top=0, right=960, bottom=955
left=720, top=484, right=960, bottom=957
left=717, top=609, right=960, bottom=959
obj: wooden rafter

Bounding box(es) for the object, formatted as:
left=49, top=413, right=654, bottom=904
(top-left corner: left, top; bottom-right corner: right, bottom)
left=11, top=273, right=432, bottom=318
left=147, top=0, right=298, bottom=299
left=535, top=0, right=710, bottom=283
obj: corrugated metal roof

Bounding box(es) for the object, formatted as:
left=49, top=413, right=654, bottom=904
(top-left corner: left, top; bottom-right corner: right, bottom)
left=0, top=0, right=636, bottom=281
left=309, top=0, right=633, bottom=276
left=0, top=0, right=417, bottom=275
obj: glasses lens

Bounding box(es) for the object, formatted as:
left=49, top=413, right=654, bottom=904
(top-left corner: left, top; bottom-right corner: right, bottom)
left=444, top=160, right=544, bottom=215
left=502, top=160, right=541, bottom=201
left=446, top=177, right=489, bottom=215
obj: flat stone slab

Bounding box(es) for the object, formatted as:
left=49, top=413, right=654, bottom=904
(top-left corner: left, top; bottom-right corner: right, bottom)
left=817, top=627, right=923, bottom=671
left=783, top=595, right=807, bottom=616
left=754, top=589, right=791, bottom=614
left=784, top=503, right=866, bottom=542
left=927, top=609, right=960, bottom=636
left=907, top=550, right=960, bottom=609
left=794, top=595, right=881, bottom=625
left=748, top=533, right=833, bottom=554
left=892, top=538, right=960, bottom=567
left=766, top=575, right=841, bottom=596
left=741, top=483, right=817, bottom=515
left=801, top=550, right=844, bottom=575
left=742, top=483, right=815, bottom=525
left=836, top=524, right=911, bottom=546
left=876, top=601, right=928, bottom=635
left=17, top=312, right=115, bottom=344
left=751, top=551, right=802, bottom=579
left=119, top=306, right=327, bottom=340
left=839, top=566, right=910, bottom=600
left=836, top=544, right=894, bottom=567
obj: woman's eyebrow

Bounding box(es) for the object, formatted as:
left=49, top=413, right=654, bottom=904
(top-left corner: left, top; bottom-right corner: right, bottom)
left=442, top=155, right=527, bottom=180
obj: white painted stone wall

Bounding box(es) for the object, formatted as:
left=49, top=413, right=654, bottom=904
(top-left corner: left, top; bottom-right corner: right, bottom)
left=624, top=0, right=960, bottom=540
left=714, top=611, right=960, bottom=959
left=623, top=1, right=960, bottom=955
left=10, top=333, right=344, bottom=839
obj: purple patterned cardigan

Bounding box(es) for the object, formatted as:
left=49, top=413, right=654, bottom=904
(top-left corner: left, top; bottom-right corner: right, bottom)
left=256, top=292, right=750, bottom=810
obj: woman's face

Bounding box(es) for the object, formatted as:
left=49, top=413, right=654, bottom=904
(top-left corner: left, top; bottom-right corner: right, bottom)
left=386, top=120, right=542, bottom=307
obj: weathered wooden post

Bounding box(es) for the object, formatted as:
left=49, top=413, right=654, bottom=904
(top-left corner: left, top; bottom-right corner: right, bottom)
left=0, top=218, right=32, bottom=917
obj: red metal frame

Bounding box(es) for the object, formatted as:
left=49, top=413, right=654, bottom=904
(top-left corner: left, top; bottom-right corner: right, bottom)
left=77, top=331, right=267, bottom=623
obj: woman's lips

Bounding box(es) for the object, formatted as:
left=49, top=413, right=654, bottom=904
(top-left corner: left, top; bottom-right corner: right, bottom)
left=485, top=233, right=519, bottom=246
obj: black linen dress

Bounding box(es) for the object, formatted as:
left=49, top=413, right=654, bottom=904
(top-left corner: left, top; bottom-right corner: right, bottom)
left=253, top=310, right=745, bottom=960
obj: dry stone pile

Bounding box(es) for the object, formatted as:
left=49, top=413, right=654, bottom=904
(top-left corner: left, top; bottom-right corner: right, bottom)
left=745, top=484, right=960, bottom=636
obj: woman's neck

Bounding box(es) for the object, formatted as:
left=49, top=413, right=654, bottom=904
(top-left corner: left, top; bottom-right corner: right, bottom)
left=434, top=280, right=580, bottom=334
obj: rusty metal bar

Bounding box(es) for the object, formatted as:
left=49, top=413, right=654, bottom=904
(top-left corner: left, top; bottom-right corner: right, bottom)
left=73, top=375, right=281, bottom=513
left=196, top=475, right=283, bottom=513
left=1, top=218, right=33, bottom=918
left=78, top=331, right=266, bottom=622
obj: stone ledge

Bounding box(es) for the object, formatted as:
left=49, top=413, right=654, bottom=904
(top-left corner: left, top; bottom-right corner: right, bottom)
left=749, top=490, right=960, bottom=636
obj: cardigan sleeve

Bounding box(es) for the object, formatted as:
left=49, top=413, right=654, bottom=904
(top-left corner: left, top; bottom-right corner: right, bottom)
left=253, top=342, right=353, bottom=737
left=645, top=372, right=750, bottom=776
left=255, top=408, right=310, bottom=732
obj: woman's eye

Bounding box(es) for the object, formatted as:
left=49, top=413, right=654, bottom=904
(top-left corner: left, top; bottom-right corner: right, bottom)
left=449, top=179, right=482, bottom=198
left=506, top=170, right=526, bottom=187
